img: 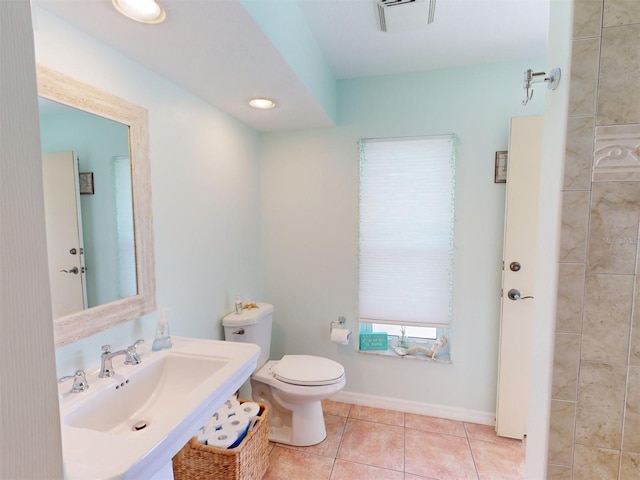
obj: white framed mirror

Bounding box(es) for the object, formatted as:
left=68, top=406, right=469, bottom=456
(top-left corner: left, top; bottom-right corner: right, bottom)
left=37, top=65, right=156, bottom=347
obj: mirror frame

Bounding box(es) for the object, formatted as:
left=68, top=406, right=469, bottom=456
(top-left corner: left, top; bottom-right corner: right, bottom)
left=37, top=65, right=157, bottom=347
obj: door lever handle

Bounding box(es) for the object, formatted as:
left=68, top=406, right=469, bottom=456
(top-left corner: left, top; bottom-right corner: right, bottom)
left=507, top=289, right=534, bottom=301
left=60, top=267, right=79, bottom=274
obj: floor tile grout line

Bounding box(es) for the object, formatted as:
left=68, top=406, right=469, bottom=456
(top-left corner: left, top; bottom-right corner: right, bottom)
left=467, top=436, right=482, bottom=480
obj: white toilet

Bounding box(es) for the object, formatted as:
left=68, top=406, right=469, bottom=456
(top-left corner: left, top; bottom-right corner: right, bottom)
left=222, top=303, right=345, bottom=446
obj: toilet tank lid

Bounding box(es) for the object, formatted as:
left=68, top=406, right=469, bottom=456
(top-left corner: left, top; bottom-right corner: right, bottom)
left=222, top=302, right=274, bottom=327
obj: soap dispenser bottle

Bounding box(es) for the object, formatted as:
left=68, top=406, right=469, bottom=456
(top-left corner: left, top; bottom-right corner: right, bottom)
left=234, top=294, right=243, bottom=314
left=152, top=307, right=173, bottom=351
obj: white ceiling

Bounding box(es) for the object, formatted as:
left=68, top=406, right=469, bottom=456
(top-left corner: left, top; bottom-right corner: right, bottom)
left=33, top=0, right=550, bottom=132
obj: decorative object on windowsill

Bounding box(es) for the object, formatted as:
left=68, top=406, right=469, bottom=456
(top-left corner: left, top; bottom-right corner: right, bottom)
left=522, top=67, right=561, bottom=106
left=398, top=326, right=409, bottom=349
left=394, top=335, right=448, bottom=359
left=79, top=172, right=94, bottom=194
left=494, top=151, right=508, bottom=183
left=359, top=332, right=388, bottom=351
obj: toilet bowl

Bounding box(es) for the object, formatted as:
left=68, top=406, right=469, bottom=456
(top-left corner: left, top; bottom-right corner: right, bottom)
left=250, top=356, right=345, bottom=446
left=222, top=303, right=346, bottom=447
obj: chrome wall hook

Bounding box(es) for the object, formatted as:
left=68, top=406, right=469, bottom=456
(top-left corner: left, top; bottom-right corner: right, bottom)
left=522, top=67, right=561, bottom=106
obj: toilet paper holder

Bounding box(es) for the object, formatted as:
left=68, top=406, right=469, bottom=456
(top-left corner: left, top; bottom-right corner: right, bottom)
left=330, top=316, right=346, bottom=333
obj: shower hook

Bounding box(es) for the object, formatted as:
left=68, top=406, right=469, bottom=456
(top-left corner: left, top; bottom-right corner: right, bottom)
left=522, top=67, right=561, bottom=106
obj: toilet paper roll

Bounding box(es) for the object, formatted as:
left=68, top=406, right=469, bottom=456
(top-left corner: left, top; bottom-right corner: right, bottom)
left=196, top=428, right=209, bottom=444
left=222, top=415, right=251, bottom=434
left=206, top=428, right=238, bottom=448
left=331, top=327, right=351, bottom=345
left=204, top=416, right=226, bottom=433
left=235, top=402, right=260, bottom=419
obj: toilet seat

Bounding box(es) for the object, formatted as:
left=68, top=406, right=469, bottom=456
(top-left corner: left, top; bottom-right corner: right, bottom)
left=272, top=355, right=344, bottom=386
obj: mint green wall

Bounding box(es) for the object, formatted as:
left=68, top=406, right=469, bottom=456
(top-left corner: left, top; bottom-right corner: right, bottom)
left=259, top=57, right=545, bottom=415
left=40, top=109, right=129, bottom=308
left=35, top=9, right=263, bottom=376
left=240, top=0, right=337, bottom=123
left=38, top=2, right=547, bottom=417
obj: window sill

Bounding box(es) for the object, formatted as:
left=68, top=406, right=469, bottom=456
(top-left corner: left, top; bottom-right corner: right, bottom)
left=357, top=346, right=451, bottom=364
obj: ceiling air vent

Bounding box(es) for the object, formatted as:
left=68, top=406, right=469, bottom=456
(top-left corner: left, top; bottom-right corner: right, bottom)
left=377, top=0, right=436, bottom=33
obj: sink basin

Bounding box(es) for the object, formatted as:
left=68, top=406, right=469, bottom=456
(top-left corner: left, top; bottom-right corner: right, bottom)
left=65, top=352, right=228, bottom=434
left=59, top=337, right=260, bottom=480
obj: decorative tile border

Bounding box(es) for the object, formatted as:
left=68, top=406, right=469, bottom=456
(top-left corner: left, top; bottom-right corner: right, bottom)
left=593, top=124, right=640, bottom=182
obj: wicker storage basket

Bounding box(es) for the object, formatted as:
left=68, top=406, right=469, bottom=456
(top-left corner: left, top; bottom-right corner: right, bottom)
left=172, top=401, right=269, bottom=480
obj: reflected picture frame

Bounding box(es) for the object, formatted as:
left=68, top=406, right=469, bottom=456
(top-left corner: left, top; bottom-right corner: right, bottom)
left=79, top=172, right=94, bottom=194
left=494, top=151, right=508, bottom=183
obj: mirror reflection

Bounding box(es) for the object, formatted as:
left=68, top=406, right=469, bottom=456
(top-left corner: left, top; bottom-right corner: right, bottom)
left=38, top=65, right=156, bottom=348
left=39, top=98, right=137, bottom=318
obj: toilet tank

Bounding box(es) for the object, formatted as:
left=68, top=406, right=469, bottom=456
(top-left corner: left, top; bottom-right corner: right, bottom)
left=222, top=302, right=273, bottom=369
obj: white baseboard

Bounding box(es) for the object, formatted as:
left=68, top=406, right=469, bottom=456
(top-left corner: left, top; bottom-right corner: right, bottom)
left=330, top=390, right=496, bottom=426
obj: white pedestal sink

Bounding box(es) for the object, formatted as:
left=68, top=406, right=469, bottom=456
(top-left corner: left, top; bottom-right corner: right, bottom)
left=58, top=337, right=260, bottom=480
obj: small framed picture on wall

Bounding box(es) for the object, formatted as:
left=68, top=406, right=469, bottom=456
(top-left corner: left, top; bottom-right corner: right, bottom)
left=79, top=172, right=94, bottom=195
left=494, top=151, right=508, bottom=183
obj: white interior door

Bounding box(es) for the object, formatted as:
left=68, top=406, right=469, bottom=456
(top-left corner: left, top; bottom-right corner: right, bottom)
left=495, top=115, right=544, bottom=439
left=42, top=151, right=87, bottom=318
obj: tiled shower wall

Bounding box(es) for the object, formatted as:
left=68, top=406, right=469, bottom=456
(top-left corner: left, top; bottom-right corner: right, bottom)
left=547, top=0, right=640, bottom=479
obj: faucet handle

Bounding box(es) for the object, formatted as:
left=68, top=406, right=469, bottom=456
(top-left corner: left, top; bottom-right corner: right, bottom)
left=125, top=339, right=144, bottom=365
left=101, top=344, right=111, bottom=356
left=58, top=370, right=89, bottom=393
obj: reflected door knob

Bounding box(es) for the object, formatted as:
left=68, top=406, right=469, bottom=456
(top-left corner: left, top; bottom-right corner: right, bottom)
left=507, top=289, right=534, bottom=301
left=60, top=267, right=79, bottom=274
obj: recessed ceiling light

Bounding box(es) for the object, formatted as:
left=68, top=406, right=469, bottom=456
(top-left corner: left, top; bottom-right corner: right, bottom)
left=249, top=98, right=276, bottom=110
left=112, top=0, right=166, bottom=24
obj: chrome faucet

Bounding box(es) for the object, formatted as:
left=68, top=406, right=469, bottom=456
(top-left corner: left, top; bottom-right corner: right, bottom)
left=99, top=340, right=144, bottom=378
left=58, top=370, right=89, bottom=393
left=125, top=339, right=144, bottom=365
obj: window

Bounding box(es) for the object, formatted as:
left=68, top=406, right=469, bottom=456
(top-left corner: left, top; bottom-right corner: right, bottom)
left=358, top=135, right=456, bottom=355
left=113, top=155, right=136, bottom=298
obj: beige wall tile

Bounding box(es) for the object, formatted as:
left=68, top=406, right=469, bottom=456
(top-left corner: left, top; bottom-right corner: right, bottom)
left=573, top=444, right=620, bottom=480
left=574, top=0, right=604, bottom=37
left=565, top=116, right=595, bottom=189
left=587, top=182, right=640, bottom=274
left=552, top=334, right=582, bottom=400
left=593, top=124, right=640, bottom=182
left=632, top=283, right=640, bottom=365
left=582, top=274, right=633, bottom=364
left=631, top=325, right=640, bottom=366
left=620, top=452, right=640, bottom=479
left=548, top=400, right=577, bottom=465
left=547, top=464, right=572, bottom=480
left=597, top=24, right=640, bottom=125
left=575, top=362, right=626, bottom=449
left=604, top=0, right=640, bottom=26
left=560, top=191, right=591, bottom=262
left=569, top=38, right=601, bottom=116
left=556, top=263, right=586, bottom=333
left=623, top=367, right=640, bottom=453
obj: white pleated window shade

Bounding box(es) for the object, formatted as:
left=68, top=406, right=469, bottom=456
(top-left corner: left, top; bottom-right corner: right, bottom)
left=359, top=135, right=456, bottom=328
left=113, top=155, right=137, bottom=298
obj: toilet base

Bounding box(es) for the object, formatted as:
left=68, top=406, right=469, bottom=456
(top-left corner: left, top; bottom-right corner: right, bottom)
left=250, top=379, right=328, bottom=446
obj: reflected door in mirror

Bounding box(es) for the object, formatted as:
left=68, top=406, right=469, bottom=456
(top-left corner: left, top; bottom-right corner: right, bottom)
left=42, top=151, right=87, bottom=317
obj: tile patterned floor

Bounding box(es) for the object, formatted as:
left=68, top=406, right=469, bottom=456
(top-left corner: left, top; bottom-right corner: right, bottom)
left=262, top=400, right=525, bottom=480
